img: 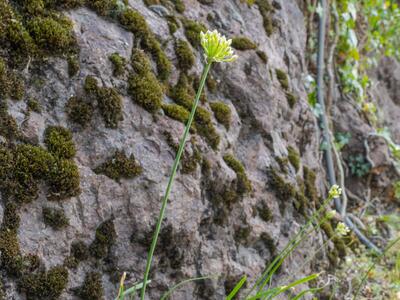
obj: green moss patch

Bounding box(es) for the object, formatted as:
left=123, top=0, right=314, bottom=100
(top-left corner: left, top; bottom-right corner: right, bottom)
left=94, top=150, right=142, bottom=182
left=47, top=158, right=80, bottom=201
left=89, top=219, right=116, bottom=259
left=303, top=166, right=318, bottom=205
left=287, top=146, right=300, bottom=171
left=223, top=154, right=252, bottom=194
left=275, top=69, right=289, bottom=90
left=255, top=0, right=274, bottom=36
left=257, top=202, right=273, bottom=222
left=71, top=241, right=89, bottom=262
left=43, top=207, right=69, bottom=230
left=171, top=0, right=185, bottom=12
left=256, top=50, right=268, bottom=63
left=162, top=103, right=190, bottom=124
left=27, top=99, right=41, bottom=113
left=84, top=76, right=123, bottom=128
left=87, top=0, right=117, bottom=16
left=0, top=58, right=25, bottom=100
left=182, top=18, right=207, bottom=47
left=119, top=8, right=171, bottom=80
left=128, top=71, right=163, bottom=113
left=0, top=102, right=20, bottom=140
left=231, top=36, right=257, bottom=50
left=286, top=92, right=297, bottom=108
left=66, top=96, right=93, bottom=127
left=18, top=266, right=69, bottom=299
left=109, top=52, right=126, bottom=77
left=76, top=272, right=104, bottom=300
left=210, top=102, right=231, bottom=129
left=44, top=126, right=76, bottom=159
left=67, top=55, right=80, bottom=77
left=175, top=39, right=195, bottom=71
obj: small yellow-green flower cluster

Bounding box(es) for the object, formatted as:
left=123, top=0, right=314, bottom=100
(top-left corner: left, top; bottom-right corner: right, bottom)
left=200, top=30, right=238, bottom=63
left=328, top=184, right=342, bottom=199
left=335, top=222, right=350, bottom=236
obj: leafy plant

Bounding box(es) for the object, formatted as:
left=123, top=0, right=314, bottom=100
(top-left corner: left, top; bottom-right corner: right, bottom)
left=348, top=154, right=371, bottom=177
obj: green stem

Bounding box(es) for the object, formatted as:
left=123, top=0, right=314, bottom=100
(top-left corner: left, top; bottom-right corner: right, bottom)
left=140, top=62, right=212, bottom=300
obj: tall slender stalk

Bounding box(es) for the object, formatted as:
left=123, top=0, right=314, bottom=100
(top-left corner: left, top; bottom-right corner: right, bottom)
left=140, top=62, right=212, bottom=300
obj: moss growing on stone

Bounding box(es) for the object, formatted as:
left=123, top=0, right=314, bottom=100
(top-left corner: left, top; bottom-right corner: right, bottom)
left=260, top=232, right=276, bottom=255
left=94, top=150, right=142, bottom=182
left=66, top=96, right=93, bottom=127
left=87, top=0, right=117, bottom=16
left=89, top=219, right=116, bottom=259
left=287, top=146, right=300, bottom=171
left=275, top=156, right=289, bottom=174
left=171, top=0, right=185, bottom=12
left=206, top=75, right=217, bottom=93
left=18, top=266, right=69, bottom=299
left=320, top=221, right=347, bottom=259
left=285, top=92, right=296, bottom=108
left=181, top=148, right=202, bottom=174
left=119, top=8, right=171, bottom=80
left=182, top=18, right=207, bottom=47
left=234, top=224, right=251, bottom=244
left=0, top=58, right=25, bottom=100
left=47, top=158, right=80, bottom=201
left=76, top=272, right=104, bottom=300
left=175, top=39, right=195, bottom=71
left=42, top=207, right=69, bottom=230
left=166, top=15, right=180, bottom=34
left=210, top=102, right=231, bottom=129
left=256, top=50, right=268, bottom=63
left=27, top=15, right=76, bottom=54
left=0, top=229, right=25, bottom=276
left=255, top=0, right=274, bottom=36
left=303, top=166, right=318, bottom=205
left=128, top=71, right=163, bottom=113
left=131, top=48, right=152, bottom=74
left=67, top=55, right=79, bottom=77
left=231, top=36, right=257, bottom=50
left=84, top=76, right=123, bottom=128
left=171, top=73, right=194, bottom=109
left=109, top=52, right=126, bottom=77
left=27, top=99, right=41, bottom=113
left=275, top=69, right=289, bottom=90
left=0, top=103, right=20, bottom=140
left=223, top=154, right=252, bottom=194
left=195, top=107, right=220, bottom=150
left=257, top=202, right=273, bottom=222
left=268, top=168, right=296, bottom=201
left=44, top=126, right=76, bottom=159
left=162, top=103, right=190, bottom=125
left=2, top=202, right=20, bottom=232
left=71, top=241, right=89, bottom=261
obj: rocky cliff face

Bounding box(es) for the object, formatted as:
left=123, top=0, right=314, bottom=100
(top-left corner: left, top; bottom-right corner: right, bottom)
left=0, top=0, right=399, bottom=299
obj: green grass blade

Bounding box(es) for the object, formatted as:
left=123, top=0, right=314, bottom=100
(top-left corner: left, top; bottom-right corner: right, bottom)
left=115, top=280, right=151, bottom=300
left=160, top=275, right=218, bottom=300
left=226, top=275, right=247, bottom=300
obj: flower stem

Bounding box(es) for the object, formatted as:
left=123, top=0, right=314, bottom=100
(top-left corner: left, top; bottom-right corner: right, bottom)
left=140, top=62, right=212, bottom=300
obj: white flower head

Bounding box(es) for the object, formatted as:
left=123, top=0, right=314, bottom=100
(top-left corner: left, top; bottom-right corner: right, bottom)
left=335, top=222, right=350, bottom=237
left=200, top=30, right=238, bottom=63
left=328, top=184, right=342, bottom=199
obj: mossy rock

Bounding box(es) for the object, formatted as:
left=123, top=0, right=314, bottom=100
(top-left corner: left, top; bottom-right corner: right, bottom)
left=303, top=166, right=318, bottom=205
left=27, top=99, right=41, bottom=113
left=0, top=58, right=25, bottom=100
left=166, top=15, right=180, bottom=34
left=286, top=92, right=297, bottom=108
left=175, top=39, right=195, bottom=71
left=66, top=96, right=93, bottom=127
left=210, top=102, right=231, bottom=129
left=94, top=150, right=142, bottom=182
left=260, top=232, right=276, bottom=255
left=223, top=154, right=252, bottom=194
left=2, top=202, right=20, bottom=232
left=234, top=224, right=251, bottom=244
left=171, top=0, right=185, bottom=13
left=0, top=103, right=20, bottom=140
left=47, top=158, right=80, bottom=201
left=67, top=55, right=80, bottom=77
left=76, top=272, right=104, bottom=300
left=182, top=18, right=207, bottom=47
left=181, top=148, right=202, bottom=174
left=287, top=146, right=300, bottom=171
left=255, top=0, right=274, bottom=36
left=89, top=219, right=116, bottom=259
left=84, top=76, right=123, bottom=128
left=43, top=207, right=69, bottom=230
left=128, top=71, right=163, bottom=113
left=18, top=266, right=69, bottom=299
left=256, top=50, right=268, bottom=63
left=171, top=73, right=194, bottom=109
left=257, top=202, right=273, bottom=222
left=275, top=69, right=289, bottom=90
left=27, top=15, right=76, bottom=54
left=87, top=0, right=117, bottom=16
left=0, top=229, right=24, bottom=276
left=119, top=8, right=149, bottom=38
left=268, top=168, right=296, bottom=201
left=109, top=52, right=126, bottom=77
left=162, top=103, right=190, bottom=125
left=71, top=241, right=89, bottom=262
left=44, top=126, right=76, bottom=159
left=131, top=48, right=152, bottom=75
left=231, top=36, right=257, bottom=50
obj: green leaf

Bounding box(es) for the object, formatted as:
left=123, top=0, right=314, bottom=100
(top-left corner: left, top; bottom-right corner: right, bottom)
left=226, top=275, right=247, bottom=300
